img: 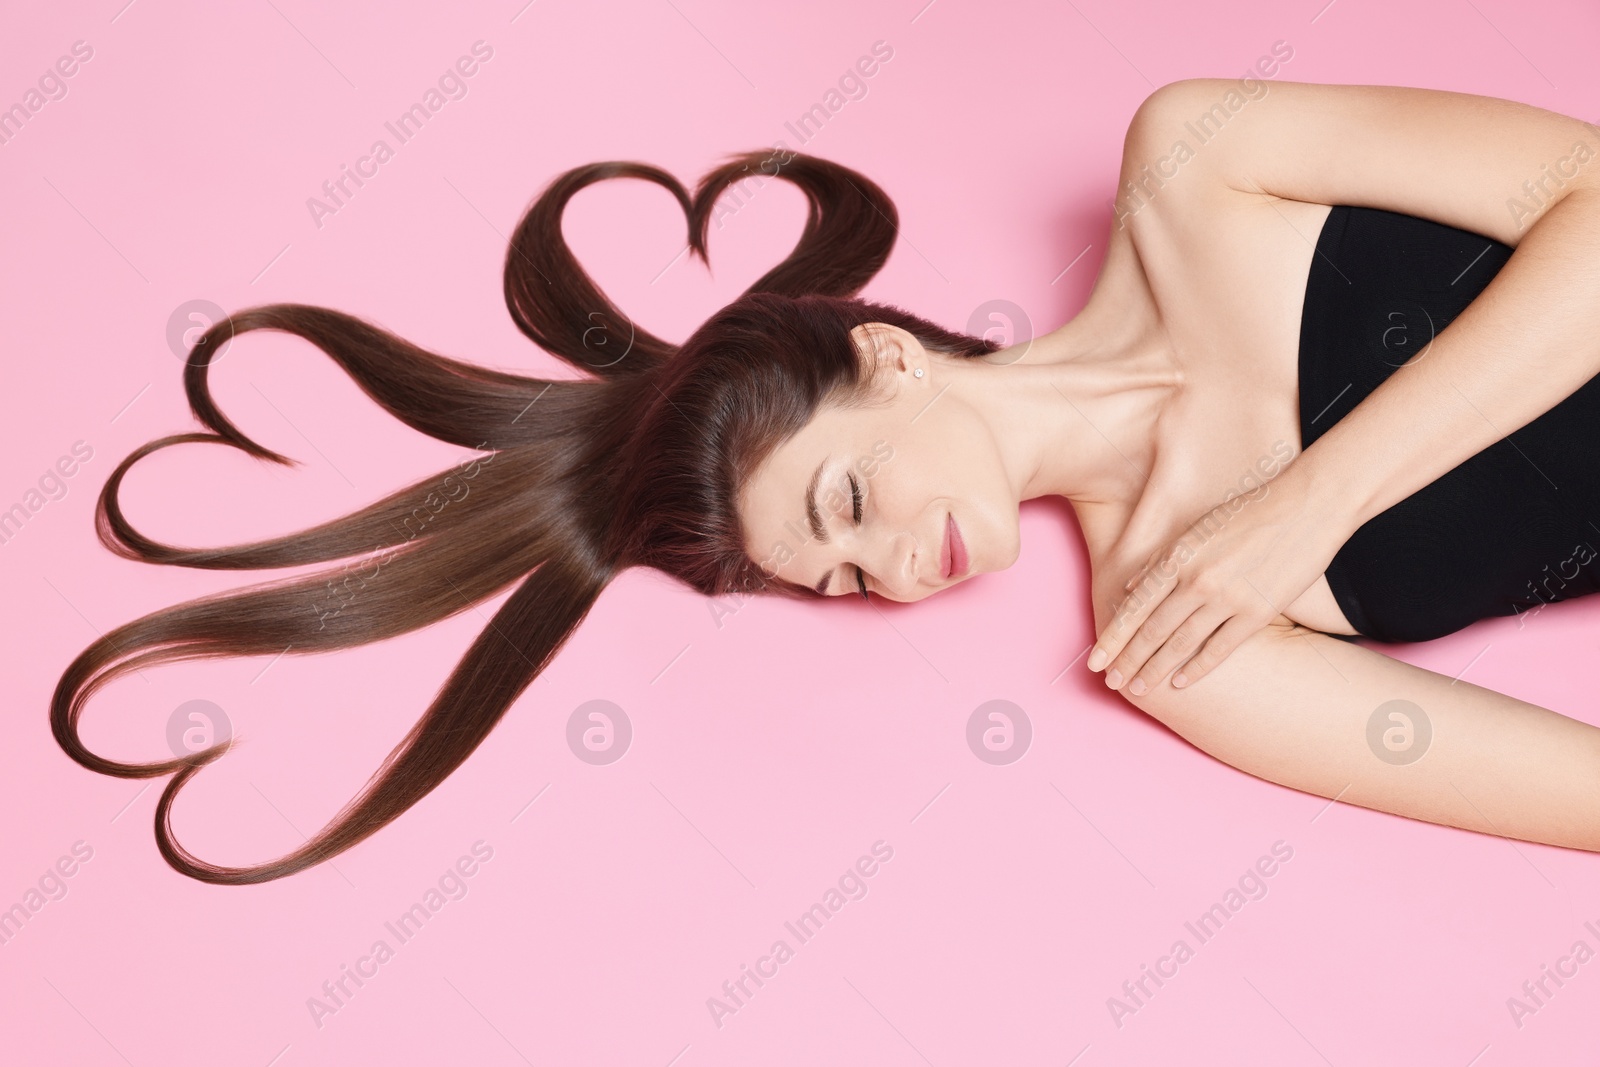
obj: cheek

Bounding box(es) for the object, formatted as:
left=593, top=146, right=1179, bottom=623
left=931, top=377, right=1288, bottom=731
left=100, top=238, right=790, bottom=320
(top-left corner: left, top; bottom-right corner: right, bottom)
left=872, top=415, right=1018, bottom=570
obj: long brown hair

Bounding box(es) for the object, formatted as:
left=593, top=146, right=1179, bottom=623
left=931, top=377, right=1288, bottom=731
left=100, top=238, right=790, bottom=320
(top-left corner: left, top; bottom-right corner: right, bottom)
left=51, top=149, right=1002, bottom=884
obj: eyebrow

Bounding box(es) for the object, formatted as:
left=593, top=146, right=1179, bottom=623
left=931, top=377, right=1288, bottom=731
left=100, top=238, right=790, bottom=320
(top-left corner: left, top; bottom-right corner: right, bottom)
left=805, top=456, right=834, bottom=595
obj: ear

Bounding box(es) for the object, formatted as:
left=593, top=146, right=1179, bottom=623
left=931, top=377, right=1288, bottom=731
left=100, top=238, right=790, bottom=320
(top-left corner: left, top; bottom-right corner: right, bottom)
left=849, top=322, right=923, bottom=383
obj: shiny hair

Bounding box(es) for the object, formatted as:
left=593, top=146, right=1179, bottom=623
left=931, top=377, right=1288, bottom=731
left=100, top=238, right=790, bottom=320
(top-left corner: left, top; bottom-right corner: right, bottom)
left=51, top=149, right=1001, bottom=884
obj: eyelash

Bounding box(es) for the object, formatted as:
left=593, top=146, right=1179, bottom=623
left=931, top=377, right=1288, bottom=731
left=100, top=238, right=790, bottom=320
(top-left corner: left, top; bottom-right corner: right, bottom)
left=849, top=472, right=868, bottom=600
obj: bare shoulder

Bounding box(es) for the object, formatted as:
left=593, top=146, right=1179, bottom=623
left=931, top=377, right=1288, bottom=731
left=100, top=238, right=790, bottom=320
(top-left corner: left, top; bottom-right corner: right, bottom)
left=1117, top=618, right=1600, bottom=852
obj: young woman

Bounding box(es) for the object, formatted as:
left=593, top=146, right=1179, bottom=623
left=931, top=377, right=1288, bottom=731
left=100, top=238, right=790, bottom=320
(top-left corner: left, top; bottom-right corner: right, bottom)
left=53, top=79, right=1600, bottom=884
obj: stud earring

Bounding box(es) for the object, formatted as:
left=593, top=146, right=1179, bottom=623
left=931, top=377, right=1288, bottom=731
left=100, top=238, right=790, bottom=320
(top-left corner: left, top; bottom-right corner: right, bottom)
left=913, top=368, right=924, bottom=378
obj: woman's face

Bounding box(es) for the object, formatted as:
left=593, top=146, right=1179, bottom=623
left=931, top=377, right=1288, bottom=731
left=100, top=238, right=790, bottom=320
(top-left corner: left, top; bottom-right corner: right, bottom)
left=738, top=324, right=1022, bottom=602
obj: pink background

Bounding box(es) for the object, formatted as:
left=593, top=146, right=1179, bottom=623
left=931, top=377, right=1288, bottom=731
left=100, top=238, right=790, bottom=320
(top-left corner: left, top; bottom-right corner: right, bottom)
left=5, top=0, right=1600, bottom=1063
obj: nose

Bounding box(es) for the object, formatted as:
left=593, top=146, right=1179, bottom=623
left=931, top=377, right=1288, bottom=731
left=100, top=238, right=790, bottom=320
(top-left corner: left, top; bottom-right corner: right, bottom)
left=872, top=529, right=923, bottom=599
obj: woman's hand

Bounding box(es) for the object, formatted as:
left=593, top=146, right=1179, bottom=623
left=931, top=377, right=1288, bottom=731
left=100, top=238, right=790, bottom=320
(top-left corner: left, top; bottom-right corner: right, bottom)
left=1086, top=469, right=1352, bottom=694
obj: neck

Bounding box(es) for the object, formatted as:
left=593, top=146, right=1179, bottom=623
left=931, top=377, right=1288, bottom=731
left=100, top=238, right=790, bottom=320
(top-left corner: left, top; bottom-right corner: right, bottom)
left=946, top=236, right=1180, bottom=512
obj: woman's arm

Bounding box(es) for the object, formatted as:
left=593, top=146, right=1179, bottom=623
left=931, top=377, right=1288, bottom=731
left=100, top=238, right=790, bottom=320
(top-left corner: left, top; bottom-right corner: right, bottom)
left=1120, top=617, right=1600, bottom=852
left=1212, top=80, right=1600, bottom=533
left=1293, top=189, right=1600, bottom=518
left=1090, top=79, right=1600, bottom=693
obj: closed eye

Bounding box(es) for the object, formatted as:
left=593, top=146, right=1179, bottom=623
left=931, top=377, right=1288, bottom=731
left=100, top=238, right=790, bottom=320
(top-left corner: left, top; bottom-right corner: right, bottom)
left=850, top=473, right=868, bottom=600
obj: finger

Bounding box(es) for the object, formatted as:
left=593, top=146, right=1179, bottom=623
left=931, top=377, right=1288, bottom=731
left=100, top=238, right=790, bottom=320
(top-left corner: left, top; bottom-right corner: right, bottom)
left=1089, top=573, right=1174, bottom=672
left=1170, top=613, right=1267, bottom=689
left=1125, top=607, right=1233, bottom=695
left=1102, top=589, right=1204, bottom=689
left=1126, top=545, right=1166, bottom=590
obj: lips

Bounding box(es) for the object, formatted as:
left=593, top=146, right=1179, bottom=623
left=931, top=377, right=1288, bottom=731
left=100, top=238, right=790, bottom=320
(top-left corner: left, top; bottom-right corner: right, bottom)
left=942, top=512, right=969, bottom=580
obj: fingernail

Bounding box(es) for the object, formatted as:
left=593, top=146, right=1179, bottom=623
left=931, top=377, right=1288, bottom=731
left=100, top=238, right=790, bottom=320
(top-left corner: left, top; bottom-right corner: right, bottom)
left=1087, top=648, right=1107, bottom=671
left=1129, top=677, right=1147, bottom=696
left=1105, top=669, right=1122, bottom=689
left=1173, top=673, right=1188, bottom=688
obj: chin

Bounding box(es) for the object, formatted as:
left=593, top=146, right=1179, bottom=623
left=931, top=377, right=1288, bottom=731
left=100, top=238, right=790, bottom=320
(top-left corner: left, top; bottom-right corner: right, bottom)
left=993, top=534, right=1022, bottom=573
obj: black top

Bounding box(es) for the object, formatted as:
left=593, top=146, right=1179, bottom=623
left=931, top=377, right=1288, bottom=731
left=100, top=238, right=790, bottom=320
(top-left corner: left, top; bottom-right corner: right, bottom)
left=1298, top=205, right=1600, bottom=643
